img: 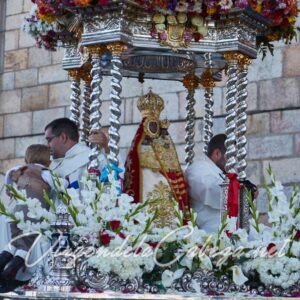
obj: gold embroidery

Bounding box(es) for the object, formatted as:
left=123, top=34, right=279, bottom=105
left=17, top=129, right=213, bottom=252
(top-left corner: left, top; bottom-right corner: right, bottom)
left=151, top=135, right=182, bottom=172
left=139, top=145, right=161, bottom=171
left=147, top=181, right=177, bottom=228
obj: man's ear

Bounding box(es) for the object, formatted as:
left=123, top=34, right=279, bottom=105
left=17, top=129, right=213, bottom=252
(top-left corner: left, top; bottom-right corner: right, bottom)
left=60, top=132, right=68, bottom=143
left=211, top=148, right=221, bottom=160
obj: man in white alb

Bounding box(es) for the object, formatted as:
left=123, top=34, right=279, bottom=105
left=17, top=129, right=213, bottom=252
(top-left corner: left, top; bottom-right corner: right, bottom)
left=44, top=118, right=109, bottom=187
left=185, top=134, right=226, bottom=233
left=0, top=118, right=110, bottom=291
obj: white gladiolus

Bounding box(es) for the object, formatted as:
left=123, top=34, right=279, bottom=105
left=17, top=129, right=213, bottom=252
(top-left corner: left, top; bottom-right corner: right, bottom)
left=161, top=269, right=185, bottom=288
left=231, top=265, right=248, bottom=286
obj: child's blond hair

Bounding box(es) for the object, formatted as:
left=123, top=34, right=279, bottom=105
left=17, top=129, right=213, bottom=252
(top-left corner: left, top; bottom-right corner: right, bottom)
left=25, top=144, right=51, bottom=167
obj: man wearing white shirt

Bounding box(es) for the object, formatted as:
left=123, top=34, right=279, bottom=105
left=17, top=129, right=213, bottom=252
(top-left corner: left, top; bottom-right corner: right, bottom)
left=185, top=134, right=227, bottom=233
left=44, top=118, right=109, bottom=186
left=0, top=118, right=111, bottom=291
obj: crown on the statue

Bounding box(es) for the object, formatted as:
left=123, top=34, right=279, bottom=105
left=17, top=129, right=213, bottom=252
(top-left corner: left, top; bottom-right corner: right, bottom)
left=137, top=89, right=165, bottom=118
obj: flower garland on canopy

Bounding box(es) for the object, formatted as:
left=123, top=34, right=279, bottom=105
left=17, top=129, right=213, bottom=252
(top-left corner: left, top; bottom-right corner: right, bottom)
left=24, top=0, right=298, bottom=51
left=28, top=0, right=298, bottom=50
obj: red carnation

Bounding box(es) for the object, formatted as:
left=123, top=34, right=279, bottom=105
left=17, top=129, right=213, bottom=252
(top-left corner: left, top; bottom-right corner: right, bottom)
left=148, top=242, right=158, bottom=249
left=100, top=233, right=112, bottom=245
left=194, top=32, right=203, bottom=42
left=119, top=232, right=126, bottom=239
left=71, top=286, right=88, bottom=293
left=110, top=220, right=121, bottom=231
left=134, top=247, right=142, bottom=254
left=272, top=13, right=283, bottom=26
left=295, top=230, right=300, bottom=241
left=281, top=18, right=290, bottom=27
left=98, top=0, right=108, bottom=5
left=267, top=243, right=277, bottom=256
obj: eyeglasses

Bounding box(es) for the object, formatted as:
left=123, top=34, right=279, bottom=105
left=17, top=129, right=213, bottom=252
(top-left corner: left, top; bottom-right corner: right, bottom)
left=45, top=135, right=58, bottom=143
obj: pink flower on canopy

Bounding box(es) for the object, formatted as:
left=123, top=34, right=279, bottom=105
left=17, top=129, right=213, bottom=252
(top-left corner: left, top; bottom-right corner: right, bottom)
left=235, top=0, right=248, bottom=9
left=159, top=32, right=168, bottom=40
left=98, top=0, right=108, bottom=5
left=219, top=0, right=233, bottom=11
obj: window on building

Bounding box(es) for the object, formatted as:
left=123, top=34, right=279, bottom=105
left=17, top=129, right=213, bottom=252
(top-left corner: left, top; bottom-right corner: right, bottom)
left=0, top=0, right=6, bottom=73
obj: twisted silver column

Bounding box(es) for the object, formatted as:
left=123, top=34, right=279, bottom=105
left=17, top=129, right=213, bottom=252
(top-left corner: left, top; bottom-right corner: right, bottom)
left=237, top=55, right=251, bottom=231
left=224, top=52, right=239, bottom=174
left=185, top=90, right=196, bottom=165
left=88, top=48, right=106, bottom=171
left=203, top=88, right=214, bottom=154
left=68, top=70, right=81, bottom=128
left=183, top=73, right=199, bottom=166
left=107, top=43, right=127, bottom=166
left=236, top=55, right=251, bottom=180
left=201, top=55, right=215, bottom=154
left=202, top=53, right=215, bottom=154
left=80, top=75, right=92, bottom=144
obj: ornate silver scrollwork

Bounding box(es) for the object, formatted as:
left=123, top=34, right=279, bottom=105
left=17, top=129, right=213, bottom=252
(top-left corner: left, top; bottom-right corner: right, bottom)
left=41, top=204, right=75, bottom=292
left=107, top=43, right=127, bottom=166
left=75, top=256, right=158, bottom=294
left=172, top=270, right=249, bottom=294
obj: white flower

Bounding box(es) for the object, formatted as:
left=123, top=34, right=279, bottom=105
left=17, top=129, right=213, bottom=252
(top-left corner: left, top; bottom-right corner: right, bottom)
left=179, top=254, right=193, bottom=270
left=68, top=188, right=82, bottom=208
left=199, top=254, right=213, bottom=270
left=161, top=269, right=185, bottom=288
left=231, top=265, right=248, bottom=286
left=291, top=242, right=300, bottom=257
left=226, top=217, right=237, bottom=233
left=14, top=211, right=24, bottom=221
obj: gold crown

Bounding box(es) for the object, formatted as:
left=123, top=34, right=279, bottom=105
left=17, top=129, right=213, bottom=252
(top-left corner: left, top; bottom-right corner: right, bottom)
left=160, top=119, right=170, bottom=129
left=137, top=90, right=165, bottom=118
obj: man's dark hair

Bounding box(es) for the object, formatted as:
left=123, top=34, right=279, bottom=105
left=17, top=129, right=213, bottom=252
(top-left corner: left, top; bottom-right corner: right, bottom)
left=45, top=118, right=79, bottom=142
left=207, top=134, right=227, bottom=158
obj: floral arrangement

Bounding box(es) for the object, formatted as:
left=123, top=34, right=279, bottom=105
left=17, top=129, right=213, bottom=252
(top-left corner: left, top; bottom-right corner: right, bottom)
left=22, top=4, right=60, bottom=51
left=23, top=0, right=298, bottom=52
left=1, top=166, right=300, bottom=295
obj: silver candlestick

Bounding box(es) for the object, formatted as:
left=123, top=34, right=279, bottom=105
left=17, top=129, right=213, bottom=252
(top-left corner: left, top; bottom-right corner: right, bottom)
left=42, top=204, right=75, bottom=292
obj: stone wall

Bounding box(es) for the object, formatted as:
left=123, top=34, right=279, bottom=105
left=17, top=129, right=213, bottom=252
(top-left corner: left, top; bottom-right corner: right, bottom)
left=0, top=0, right=300, bottom=211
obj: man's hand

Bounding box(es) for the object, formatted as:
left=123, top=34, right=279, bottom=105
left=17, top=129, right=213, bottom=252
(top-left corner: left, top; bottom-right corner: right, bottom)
left=88, top=129, right=109, bottom=154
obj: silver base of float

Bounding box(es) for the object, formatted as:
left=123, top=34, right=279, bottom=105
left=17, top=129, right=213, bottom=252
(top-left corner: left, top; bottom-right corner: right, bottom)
left=2, top=291, right=300, bottom=300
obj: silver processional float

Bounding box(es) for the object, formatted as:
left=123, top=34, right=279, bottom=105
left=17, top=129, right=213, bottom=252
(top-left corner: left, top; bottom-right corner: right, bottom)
left=2, top=0, right=299, bottom=299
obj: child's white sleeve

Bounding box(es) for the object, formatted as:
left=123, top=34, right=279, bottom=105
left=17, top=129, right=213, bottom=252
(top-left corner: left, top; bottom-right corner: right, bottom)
left=41, top=170, right=69, bottom=191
